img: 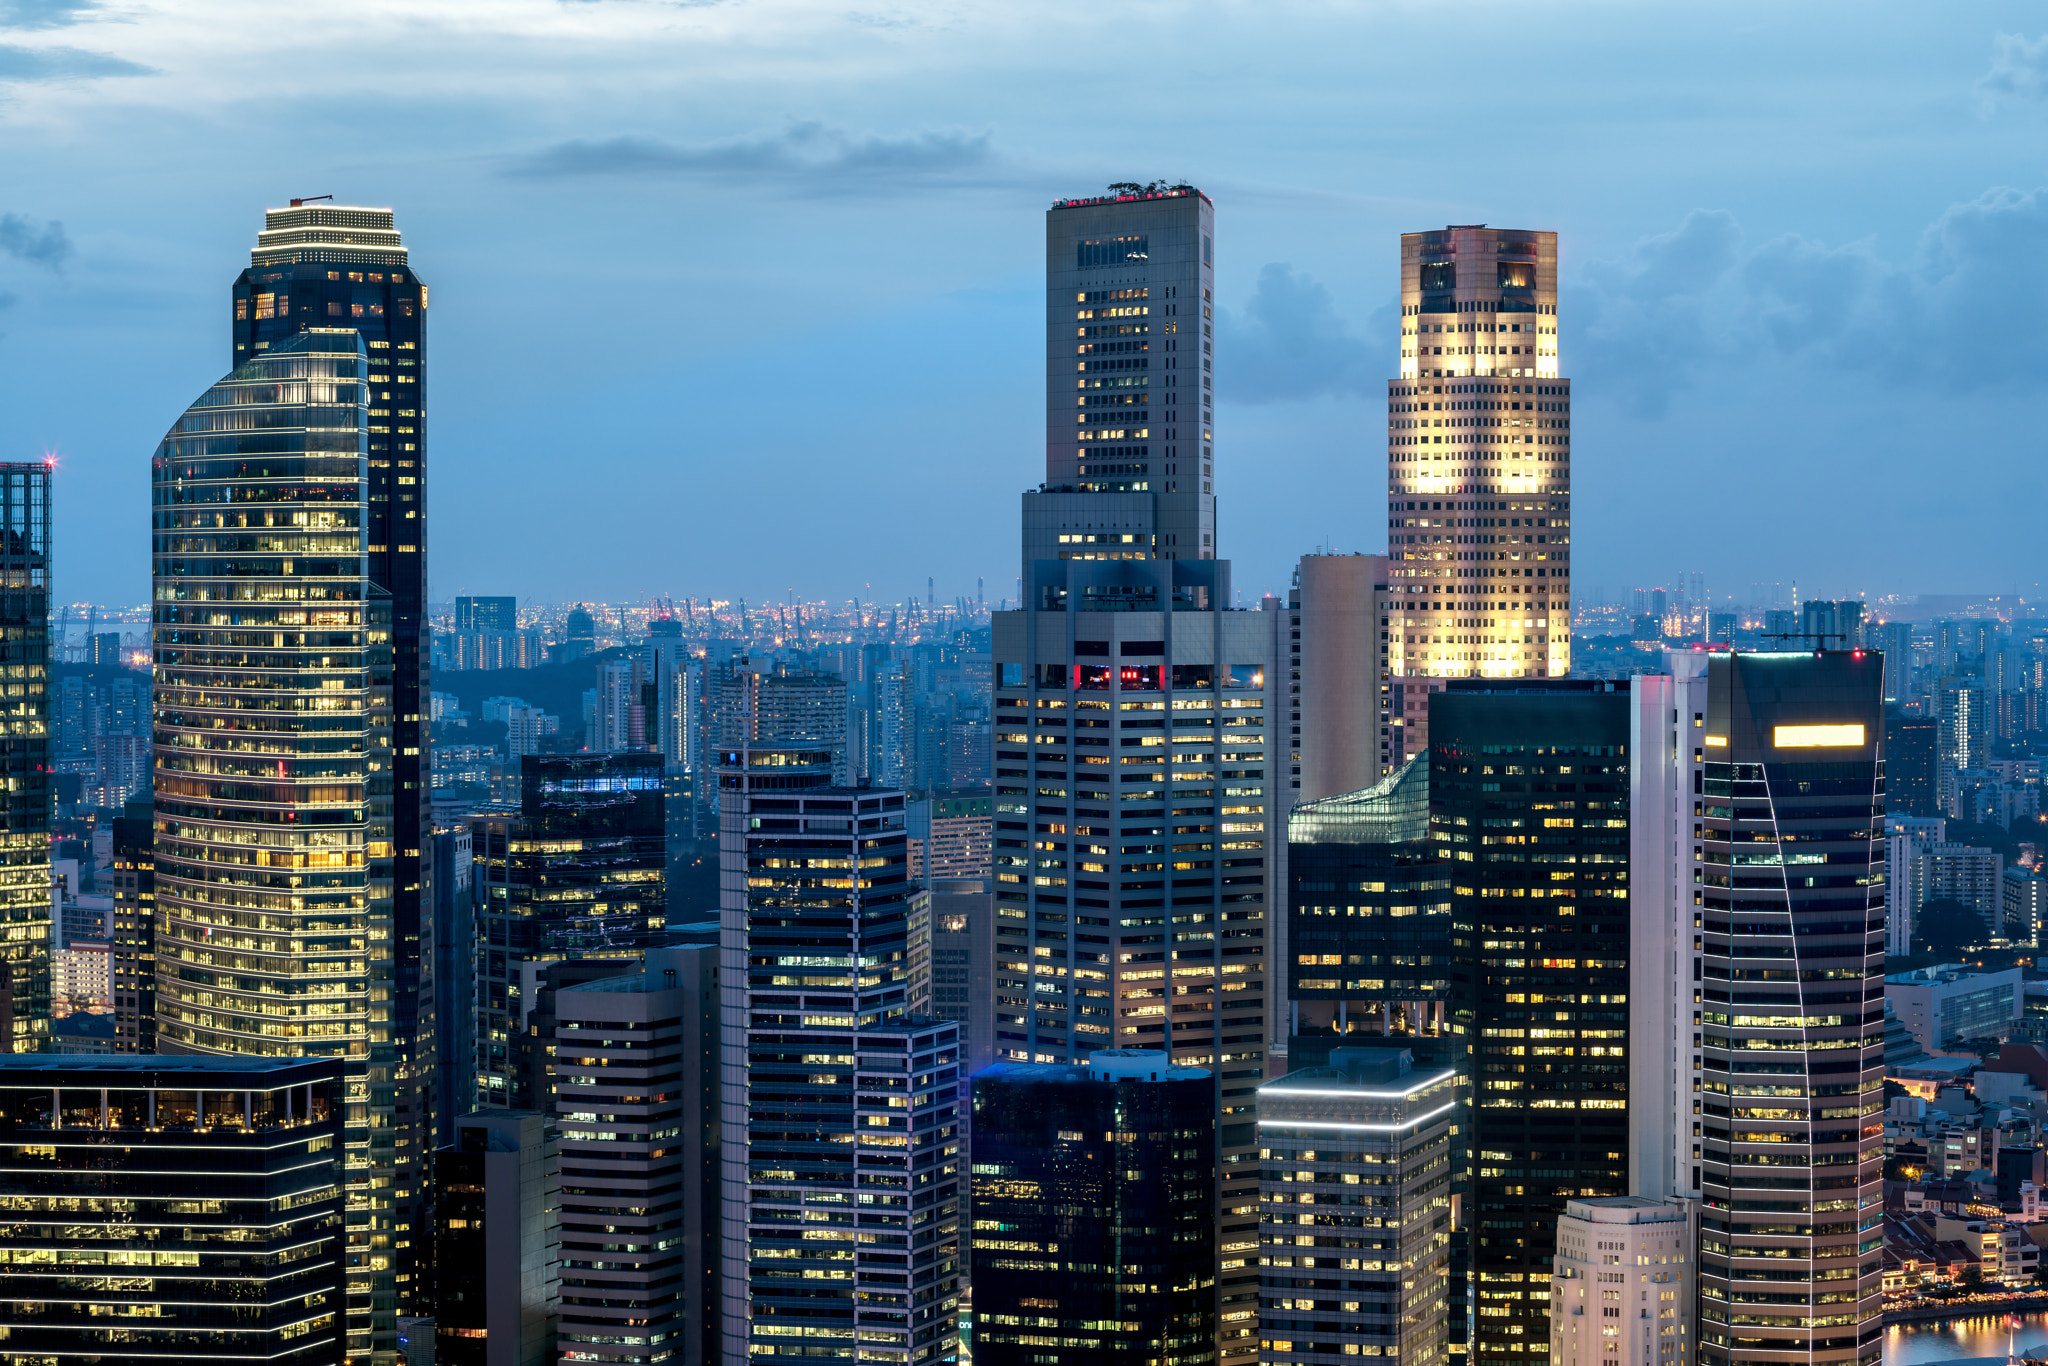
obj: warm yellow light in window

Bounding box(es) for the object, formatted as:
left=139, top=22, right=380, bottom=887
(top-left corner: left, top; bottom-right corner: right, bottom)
left=1773, top=724, right=1865, bottom=748
left=1703, top=735, right=1727, bottom=747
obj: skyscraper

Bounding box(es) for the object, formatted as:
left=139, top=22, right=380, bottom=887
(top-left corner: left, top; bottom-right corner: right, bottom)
left=470, top=752, right=668, bottom=1104
left=991, top=184, right=1273, bottom=1365
left=152, top=327, right=401, bottom=1353
left=1627, top=650, right=1886, bottom=1366
left=970, top=1050, right=1216, bottom=1365
left=0, top=462, right=51, bottom=1051
left=1387, top=226, right=1571, bottom=679
left=1255, top=1047, right=1456, bottom=1366
left=230, top=201, right=435, bottom=1186
left=716, top=749, right=961, bottom=1366
left=1433, top=680, right=1632, bottom=1364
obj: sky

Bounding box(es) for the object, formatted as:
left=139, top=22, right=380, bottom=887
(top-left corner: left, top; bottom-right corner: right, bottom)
left=2, top=0, right=2047, bottom=614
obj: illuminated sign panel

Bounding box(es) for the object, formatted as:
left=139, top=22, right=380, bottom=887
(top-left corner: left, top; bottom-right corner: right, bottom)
left=1772, top=724, right=1865, bottom=748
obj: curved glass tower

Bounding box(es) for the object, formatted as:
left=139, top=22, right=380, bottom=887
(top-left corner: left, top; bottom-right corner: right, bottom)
left=151, top=327, right=398, bottom=1357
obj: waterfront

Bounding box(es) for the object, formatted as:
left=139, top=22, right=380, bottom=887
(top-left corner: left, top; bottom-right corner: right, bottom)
left=1888, top=1311, right=2048, bottom=1365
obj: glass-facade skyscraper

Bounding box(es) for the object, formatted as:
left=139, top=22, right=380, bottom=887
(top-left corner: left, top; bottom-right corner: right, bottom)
left=230, top=199, right=436, bottom=1190
left=1386, top=226, right=1571, bottom=679
left=1431, top=680, right=1632, bottom=1365
left=971, top=1050, right=1216, bottom=1365
left=0, top=462, right=51, bottom=1052
left=151, top=327, right=402, bottom=1355
left=992, top=185, right=1274, bottom=1365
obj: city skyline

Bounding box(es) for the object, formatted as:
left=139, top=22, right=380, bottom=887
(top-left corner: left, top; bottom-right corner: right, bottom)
left=4, top=6, right=2048, bottom=606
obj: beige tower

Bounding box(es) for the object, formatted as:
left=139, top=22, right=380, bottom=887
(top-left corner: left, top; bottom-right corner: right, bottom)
left=1386, top=226, right=1572, bottom=678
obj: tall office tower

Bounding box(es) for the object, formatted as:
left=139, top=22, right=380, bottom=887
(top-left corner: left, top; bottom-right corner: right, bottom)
left=711, top=658, right=852, bottom=783
left=1877, top=623, right=1916, bottom=704
left=1386, top=226, right=1571, bottom=680
left=930, top=876, right=996, bottom=1076
left=549, top=946, right=719, bottom=1366
left=1385, top=676, right=1448, bottom=772
left=107, top=799, right=155, bottom=1052
left=1548, top=1197, right=1696, bottom=1366
left=470, top=752, right=667, bottom=1105
left=231, top=204, right=435, bottom=1198
left=1884, top=815, right=1945, bottom=956
left=0, top=463, right=51, bottom=1051
left=906, top=793, right=995, bottom=881
left=970, top=1049, right=1216, bottom=1366
left=433, top=820, right=474, bottom=1137
left=717, top=751, right=961, bottom=1366
left=1884, top=716, right=1937, bottom=817
left=1434, top=680, right=1631, bottom=1365
left=0, top=1053, right=346, bottom=1364
left=1293, top=553, right=1393, bottom=803
left=1255, top=1048, right=1456, bottom=1366
left=991, top=184, right=1274, bottom=1364
left=1628, top=651, right=1886, bottom=1366
left=1028, top=185, right=1213, bottom=566
left=433, top=1110, right=560, bottom=1366
left=455, top=595, right=517, bottom=632
left=151, top=328, right=405, bottom=1353
left=1285, top=759, right=1452, bottom=1058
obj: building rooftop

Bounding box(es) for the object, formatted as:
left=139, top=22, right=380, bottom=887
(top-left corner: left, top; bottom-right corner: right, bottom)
left=0, top=1053, right=334, bottom=1076
left=1563, top=1196, right=1690, bottom=1224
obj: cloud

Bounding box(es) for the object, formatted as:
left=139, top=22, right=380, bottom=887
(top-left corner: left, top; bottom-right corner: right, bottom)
left=1218, top=263, right=1387, bottom=403
left=1571, top=187, right=2048, bottom=411
left=1978, top=32, right=2048, bottom=107
left=510, top=121, right=993, bottom=189
left=0, top=42, right=148, bottom=78
left=0, top=0, right=101, bottom=30
left=0, top=212, right=69, bottom=269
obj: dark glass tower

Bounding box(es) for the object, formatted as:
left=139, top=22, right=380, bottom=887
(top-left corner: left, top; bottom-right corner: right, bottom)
left=1431, top=680, right=1631, bottom=1366
left=970, top=1050, right=1216, bottom=1366
left=229, top=201, right=434, bottom=1167
left=470, top=751, right=668, bottom=1104
left=1696, top=652, right=1886, bottom=1366
left=0, top=463, right=51, bottom=1052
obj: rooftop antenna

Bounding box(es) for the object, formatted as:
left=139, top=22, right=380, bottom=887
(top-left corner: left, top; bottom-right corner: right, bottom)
left=288, top=195, right=334, bottom=207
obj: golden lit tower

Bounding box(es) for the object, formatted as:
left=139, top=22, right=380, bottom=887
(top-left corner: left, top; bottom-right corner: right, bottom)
left=1385, top=226, right=1572, bottom=679
left=151, top=328, right=400, bottom=1358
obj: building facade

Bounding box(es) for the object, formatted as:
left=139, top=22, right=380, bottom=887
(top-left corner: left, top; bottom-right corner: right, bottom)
left=231, top=205, right=434, bottom=1147
left=1292, top=553, right=1393, bottom=803
left=1255, top=1048, right=1455, bottom=1366
left=1884, top=814, right=1945, bottom=956
left=1693, top=652, right=1886, bottom=1366
left=0, top=1054, right=345, bottom=1364
left=717, top=753, right=961, bottom=1366
left=1387, top=225, right=1571, bottom=680
left=150, top=326, right=406, bottom=1353
left=0, top=463, right=51, bottom=1051
left=1433, top=680, right=1632, bottom=1365
left=107, top=799, right=154, bottom=1052
left=433, top=1109, right=560, bottom=1366
left=971, top=1050, right=1216, bottom=1366
left=989, top=185, right=1275, bottom=1361
left=1548, top=1197, right=1695, bottom=1366
left=550, top=945, right=721, bottom=1366
left=471, top=752, right=667, bottom=1105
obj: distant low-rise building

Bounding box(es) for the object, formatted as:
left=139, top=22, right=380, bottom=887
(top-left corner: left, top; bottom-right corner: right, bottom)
left=1886, top=963, right=2024, bottom=1054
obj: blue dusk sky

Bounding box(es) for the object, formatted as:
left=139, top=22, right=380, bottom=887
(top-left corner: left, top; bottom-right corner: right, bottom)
left=2, top=0, right=2046, bottom=613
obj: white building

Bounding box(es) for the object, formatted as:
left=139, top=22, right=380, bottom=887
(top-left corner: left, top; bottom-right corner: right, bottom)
left=1885, top=963, right=2024, bottom=1053
left=1886, top=814, right=1946, bottom=955
left=1550, top=1197, right=1695, bottom=1366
